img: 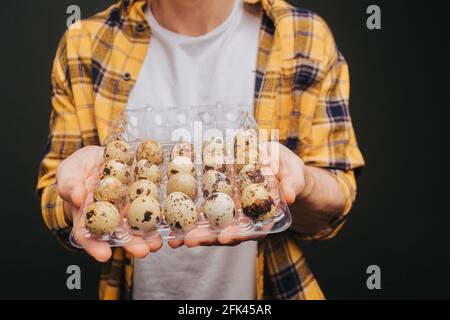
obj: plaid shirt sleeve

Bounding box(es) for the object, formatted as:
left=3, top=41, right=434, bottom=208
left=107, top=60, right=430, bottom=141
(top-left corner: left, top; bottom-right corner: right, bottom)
left=293, top=14, right=365, bottom=240
left=36, top=30, right=83, bottom=247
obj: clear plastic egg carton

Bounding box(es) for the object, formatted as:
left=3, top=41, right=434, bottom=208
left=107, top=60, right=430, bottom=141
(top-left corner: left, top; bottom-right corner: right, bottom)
left=70, top=104, right=292, bottom=248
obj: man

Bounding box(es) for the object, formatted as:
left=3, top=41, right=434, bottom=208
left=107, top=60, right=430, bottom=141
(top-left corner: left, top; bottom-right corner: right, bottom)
left=38, top=0, right=364, bottom=300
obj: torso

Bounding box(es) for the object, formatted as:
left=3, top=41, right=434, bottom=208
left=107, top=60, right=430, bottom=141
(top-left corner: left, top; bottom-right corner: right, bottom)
left=129, top=0, right=262, bottom=300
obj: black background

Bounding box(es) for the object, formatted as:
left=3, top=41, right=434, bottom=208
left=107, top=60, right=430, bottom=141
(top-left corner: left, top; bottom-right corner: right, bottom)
left=0, top=0, right=448, bottom=299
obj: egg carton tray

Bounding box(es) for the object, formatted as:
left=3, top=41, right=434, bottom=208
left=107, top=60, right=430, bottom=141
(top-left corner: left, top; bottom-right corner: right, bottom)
left=70, top=104, right=292, bottom=248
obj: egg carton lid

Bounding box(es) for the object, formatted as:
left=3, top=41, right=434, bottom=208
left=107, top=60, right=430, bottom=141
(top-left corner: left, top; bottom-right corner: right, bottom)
left=105, top=103, right=259, bottom=147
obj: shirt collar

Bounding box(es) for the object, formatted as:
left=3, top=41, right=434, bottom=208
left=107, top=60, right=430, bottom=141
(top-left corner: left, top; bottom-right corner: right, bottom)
left=122, top=0, right=274, bottom=13
left=122, top=0, right=283, bottom=27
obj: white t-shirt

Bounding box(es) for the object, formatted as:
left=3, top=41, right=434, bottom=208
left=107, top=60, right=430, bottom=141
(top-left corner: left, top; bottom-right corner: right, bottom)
left=129, top=0, right=261, bottom=300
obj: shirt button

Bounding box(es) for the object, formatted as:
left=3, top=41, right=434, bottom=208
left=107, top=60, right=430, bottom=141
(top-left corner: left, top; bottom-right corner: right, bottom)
left=122, top=72, right=131, bottom=81
left=136, top=23, right=146, bottom=33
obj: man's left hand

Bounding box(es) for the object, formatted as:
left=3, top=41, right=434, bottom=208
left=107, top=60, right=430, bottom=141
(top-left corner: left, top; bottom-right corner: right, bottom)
left=169, top=142, right=305, bottom=248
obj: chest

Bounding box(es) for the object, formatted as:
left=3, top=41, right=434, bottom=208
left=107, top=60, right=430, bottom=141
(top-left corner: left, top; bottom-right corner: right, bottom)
left=87, top=14, right=319, bottom=144
left=127, top=11, right=261, bottom=110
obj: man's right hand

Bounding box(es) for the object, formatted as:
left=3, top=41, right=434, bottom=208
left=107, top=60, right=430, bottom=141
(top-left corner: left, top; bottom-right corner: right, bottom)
left=56, top=146, right=162, bottom=262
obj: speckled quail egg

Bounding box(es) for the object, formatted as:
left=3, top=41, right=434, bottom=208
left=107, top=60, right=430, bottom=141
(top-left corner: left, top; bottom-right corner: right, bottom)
left=234, top=128, right=259, bottom=147
left=171, top=142, right=194, bottom=162
left=203, top=193, right=236, bottom=229
left=203, top=136, right=226, bottom=158
left=167, top=156, right=196, bottom=178
left=134, top=159, right=162, bottom=185
left=241, top=184, right=276, bottom=221
left=84, top=201, right=121, bottom=235
left=239, top=163, right=270, bottom=192
left=234, top=129, right=260, bottom=172
left=203, top=152, right=228, bottom=174
left=94, top=177, right=125, bottom=203
left=100, top=159, right=131, bottom=185
left=103, top=140, right=134, bottom=165
left=128, top=179, right=160, bottom=201
left=163, top=192, right=198, bottom=233
left=203, top=170, right=233, bottom=198
left=127, top=196, right=161, bottom=233
left=167, top=173, right=198, bottom=201
left=136, top=140, right=164, bottom=165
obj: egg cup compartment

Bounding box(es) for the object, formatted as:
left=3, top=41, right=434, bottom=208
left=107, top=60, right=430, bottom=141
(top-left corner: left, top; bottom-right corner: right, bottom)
left=70, top=104, right=292, bottom=248
left=70, top=175, right=132, bottom=247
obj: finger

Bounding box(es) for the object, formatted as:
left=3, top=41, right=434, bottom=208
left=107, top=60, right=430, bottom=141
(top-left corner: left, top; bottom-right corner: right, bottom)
left=267, top=142, right=281, bottom=175
left=84, top=240, right=112, bottom=262
left=58, top=177, right=87, bottom=208
left=279, top=179, right=297, bottom=204
left=146, top=233, right=164, bottom=252
left=217, top=225, right=261, bottom=245
left=168, top=238, right=184, bottom=249
left=70, top=181, right=87, bottom=208
left=74, top=230, right=112, bottom=262
left=124, top=236, right=151, bottom=259
left=183, top=228, right=218, bottom=248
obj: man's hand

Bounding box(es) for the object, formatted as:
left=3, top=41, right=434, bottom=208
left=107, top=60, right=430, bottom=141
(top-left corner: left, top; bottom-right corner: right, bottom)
left=56, top=146, right=162, bottom=262
left=264, top=142, right=307, bottom=205
left=169, top=142, right=306, bottom=249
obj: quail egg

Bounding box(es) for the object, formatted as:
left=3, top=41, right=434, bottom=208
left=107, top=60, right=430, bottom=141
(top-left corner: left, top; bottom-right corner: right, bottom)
left=127, top=196, right=161, bottom=233
left=100, top=159, right=131, bottom=185
left=241, top=184, right=276, bottom=221
left=134, top=159, right=162, bottom=185
left=203, top=152, right=228, bottom=174
left=167, top=173, right=198, bottom=201
left=129, top=179, right=160, bottom=201
left=203, top=136, right=226, bottom=158
left=203, top=193, right=236, bottom=229
left=239, top=163, right=270, bottom=192
left=234, top=129, right=260, bottom=172
left=167, top=156, right=196, bottom=178
left=84, top=201, right=121, bottom=235
left=136, top=140, right=164, bottom=165
left=94, top=177, right=125, bottom=203
left=163, top=192, right=198, bottom=233
left=234, top=129, right=259, bottom=148
left=171, top=142, right=194, bottom=162
left=103, top=140, right=134, bottom=165
left=203, top=170, right=233, bottom=198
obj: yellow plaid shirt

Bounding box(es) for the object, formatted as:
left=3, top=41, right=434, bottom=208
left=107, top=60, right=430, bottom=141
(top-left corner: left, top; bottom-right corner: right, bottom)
left=37, top=0, right=364, bottom=300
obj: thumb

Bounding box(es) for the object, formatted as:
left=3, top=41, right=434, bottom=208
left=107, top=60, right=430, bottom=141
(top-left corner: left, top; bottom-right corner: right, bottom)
left=58, top=178, right=87, bottom=208
left=279, top=178, right=297, bottom=205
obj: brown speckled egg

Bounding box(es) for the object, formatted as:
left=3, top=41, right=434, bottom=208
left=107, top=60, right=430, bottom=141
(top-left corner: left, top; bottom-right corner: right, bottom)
left=84, top=201, right=121, bottom=235
left=203, top=193, right=235, bottom=229
left=166, top=173, right=198, bottom=201
left=203, top=136, right=225, bottom=158
left=103, top=140, right=134, bottom=165
left=239, top=163, right=270, bottom=192
left=136, top=140, right=164, bottom=165
left=168, top=156, right=196, bottom=178
left=171, top=142, right=194, bottom=162
left=234, top=129, right=260, bottom=172
left=163, top=192, right=198, bottom=233
left=203, top=170, right=233, bottom=198
left=203, top=152, right=227, bottom=174
left=127, top=196, right=161, bottom=233
left=241, top=184, right=275, bottom=221
left=100, top=159, right=131, bottom=185
left=129, top=179, right=160, bottom=201
left=134, top=159, right=162, bottom=185
left=94, top=177, right=125, bottom=203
